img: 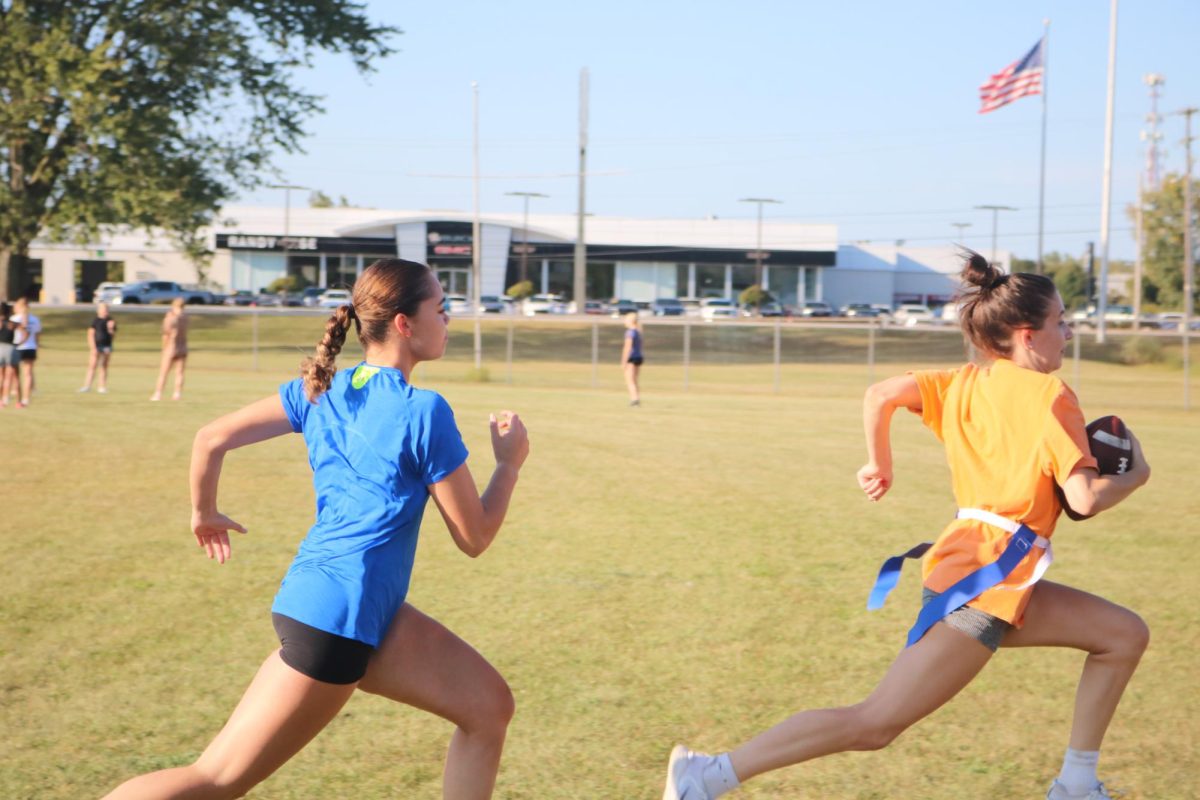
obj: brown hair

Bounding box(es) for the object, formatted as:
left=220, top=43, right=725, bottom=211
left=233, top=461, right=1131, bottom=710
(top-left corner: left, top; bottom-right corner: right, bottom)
left=956, top=249, right=1059, bottom=358
left=301, top=258, right=436, bottom=401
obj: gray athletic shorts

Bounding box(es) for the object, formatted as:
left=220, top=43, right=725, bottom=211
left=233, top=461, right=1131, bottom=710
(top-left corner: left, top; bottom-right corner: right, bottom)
left=921, top=588, right=1012, bottom=652
left=0, top=343, right=14, bottom=367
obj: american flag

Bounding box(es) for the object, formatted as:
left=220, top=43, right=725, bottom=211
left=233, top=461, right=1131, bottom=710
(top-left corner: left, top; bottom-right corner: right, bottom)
left=979, top=38, right=1045, bottom=114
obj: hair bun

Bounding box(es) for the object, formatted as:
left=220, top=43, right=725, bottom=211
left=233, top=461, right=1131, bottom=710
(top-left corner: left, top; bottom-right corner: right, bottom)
left=960, top=249, right=1003, bottom=290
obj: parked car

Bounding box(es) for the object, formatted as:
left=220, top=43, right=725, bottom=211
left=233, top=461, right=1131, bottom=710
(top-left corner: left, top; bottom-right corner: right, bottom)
left=582, top=300, right=608, bottom=315
left=478, top=295, right=509, bottom=314
left=651, top=297, right=685, bottom=316
left=445, top=294, right=472, bottom=314
left=299, top=287, right=327, bottom=307
left=894, top=303, right=937, bottom=326
left=318, top=288, right=352, bottom=308
left=840, top=303, right=882, bottom=318
left=741, top=301, right=785, bottom=317
left=523, top=293, right=566, bottom=315
left=112, top=280, right=214, bottom=305
left=1155, top=312, right=1200, bottom=331
left=678, top=297, right=704, bottom=318
left=700, top=298, right=738, bottom=321
left=1071, top=304, right=1136, bottom=328
left=608, top=298, right=638, bottom=317
left=93, top=282, right=125, bottom=304
left=798, top=301, right=834, bottom=318
left=224, top=290, right=256, bottom=306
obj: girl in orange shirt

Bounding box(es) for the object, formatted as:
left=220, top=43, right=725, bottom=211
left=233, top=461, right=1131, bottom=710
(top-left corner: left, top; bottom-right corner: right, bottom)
left=663, top=251, right=1151, bottom=800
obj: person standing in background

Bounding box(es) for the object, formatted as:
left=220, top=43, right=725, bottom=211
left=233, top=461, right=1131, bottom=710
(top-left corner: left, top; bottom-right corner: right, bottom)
left=151, top=297, right=188, bottom=401
left=621, top=311, right=644, bottom=407
left=10, top=297, right=40, bottom=408
left=79, top=303, right=118, bottom=394
left=0, top=302, right=21, bottom=407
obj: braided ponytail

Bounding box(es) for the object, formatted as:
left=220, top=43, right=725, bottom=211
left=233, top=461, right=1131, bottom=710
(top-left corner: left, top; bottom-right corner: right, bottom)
left=295, top=259, right=435, bottom=402
left=301, top=304, right=356, bottom=401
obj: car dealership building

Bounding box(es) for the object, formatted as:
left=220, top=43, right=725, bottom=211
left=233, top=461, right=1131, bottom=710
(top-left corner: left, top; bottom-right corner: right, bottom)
left=24, top=205, right=1008, bottom=310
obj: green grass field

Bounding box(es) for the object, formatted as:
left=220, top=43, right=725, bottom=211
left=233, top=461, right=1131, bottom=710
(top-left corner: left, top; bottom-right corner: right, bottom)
left=1, top=310, right=1197, bottom=799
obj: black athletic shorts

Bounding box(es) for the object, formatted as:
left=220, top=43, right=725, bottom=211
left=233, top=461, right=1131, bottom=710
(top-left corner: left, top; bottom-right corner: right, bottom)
left=272, top=613, right=375, bottom=684
left=17, top=348, right=36, bottom=362
left=627, top=355, right=644, bottom=366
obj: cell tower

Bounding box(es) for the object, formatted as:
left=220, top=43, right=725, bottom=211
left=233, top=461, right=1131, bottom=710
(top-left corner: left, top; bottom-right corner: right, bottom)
left=1142, top=74, right=1166, bottom=190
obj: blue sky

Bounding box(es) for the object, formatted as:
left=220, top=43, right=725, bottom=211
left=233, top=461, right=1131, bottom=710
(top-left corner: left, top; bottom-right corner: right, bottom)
left=238, top=0, right=1200, bottom=262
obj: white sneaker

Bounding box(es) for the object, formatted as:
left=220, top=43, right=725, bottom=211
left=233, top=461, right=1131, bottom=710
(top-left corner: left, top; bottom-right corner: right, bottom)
left=76, top=387, right=90, bottom=393
left=663, top=745, right=711, bottom=800
left=97, top=387, right=107, bottom=394
left=1046, top=779, right=1118, bottom=799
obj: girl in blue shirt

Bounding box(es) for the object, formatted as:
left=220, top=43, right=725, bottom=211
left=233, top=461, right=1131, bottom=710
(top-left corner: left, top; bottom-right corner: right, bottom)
left=105, top=259, right=530, bottom=800
left=621, top=311, right=644, bottom=406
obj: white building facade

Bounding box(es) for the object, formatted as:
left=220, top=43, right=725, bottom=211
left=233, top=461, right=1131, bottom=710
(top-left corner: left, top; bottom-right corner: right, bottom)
left=24, top=207, right=1005, bottom=310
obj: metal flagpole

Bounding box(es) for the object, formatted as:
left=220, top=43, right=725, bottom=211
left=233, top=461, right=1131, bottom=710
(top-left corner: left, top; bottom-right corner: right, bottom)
left=472, top=81, right=482, bottom=370
left=573, top=68, right=589, bottom=316
left=1037, top=20, right=1050, bottom=273
left=1096, top=0, right=1119, bottom=345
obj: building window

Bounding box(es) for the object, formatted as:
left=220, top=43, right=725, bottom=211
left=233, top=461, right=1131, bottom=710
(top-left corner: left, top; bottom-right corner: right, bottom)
left=547, top=260, right=574, bottom=297
left=731, top=264, right=756, bottom=295
left=695, top=264, right=725, bottom=298
left=586, top=262, right=614, bottom=301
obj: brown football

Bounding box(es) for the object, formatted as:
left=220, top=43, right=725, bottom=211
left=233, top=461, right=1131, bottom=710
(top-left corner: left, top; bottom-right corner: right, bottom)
left=1057, top=415, right=1134, bottom=521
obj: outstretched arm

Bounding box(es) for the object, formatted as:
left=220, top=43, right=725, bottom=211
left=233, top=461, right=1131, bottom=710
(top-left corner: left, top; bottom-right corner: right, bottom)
left=190, top=394, right=295, bottom=563
left=1060, top=430, right=1151, bottom=517
left=428, top=411, right=530, bottom=557
left=857, top=374, right=923, bottom=502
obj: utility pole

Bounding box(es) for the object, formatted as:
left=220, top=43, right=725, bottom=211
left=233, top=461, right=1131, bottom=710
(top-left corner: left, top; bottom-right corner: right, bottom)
left=505, top=191, right=548, bottom=285
left=1095, top=0, right=1119, bottom=344
left=739, top=197, right=782, bottom=288
left=1135, top=74, right=1165, bottom=332
left=573, top=68, right=589, bottom=316
left=974, top=205, right=1017, bottom=266
left=1178, top=105, right=1197, bottom=410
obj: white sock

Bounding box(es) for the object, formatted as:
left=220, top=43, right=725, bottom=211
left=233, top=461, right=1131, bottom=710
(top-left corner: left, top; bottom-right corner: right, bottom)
left=1057, top=748, right=1100, bottom=795
left=694, top=752, right=740, bottom=798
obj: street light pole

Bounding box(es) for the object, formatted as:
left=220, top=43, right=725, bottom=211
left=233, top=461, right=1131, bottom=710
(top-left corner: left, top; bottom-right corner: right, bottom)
left=505, top=191, right=549, bottom=286
left=267, top=183, right=310, bottom=292
left=739, top=197, right=782, bottom=288
left=974, top=205, right=1017, bottom=266
left=951, top=222, right=972, bottom=242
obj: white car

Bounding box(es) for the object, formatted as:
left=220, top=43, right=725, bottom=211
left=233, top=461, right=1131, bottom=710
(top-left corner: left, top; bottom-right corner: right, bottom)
left=894, top=303, right=936, bottom=327
left=318, top=289, right=352, bottom=308
left=445, top=294, right=472, bottom=314
left=93, top=282, right=125, bottom=303
left=522, top=293, right=565, bottom=316
left=700, top=298, right=738, bottom=321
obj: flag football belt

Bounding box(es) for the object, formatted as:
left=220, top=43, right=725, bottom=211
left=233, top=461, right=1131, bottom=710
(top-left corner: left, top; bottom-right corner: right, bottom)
left=867, top=508, right=1053, bottom=648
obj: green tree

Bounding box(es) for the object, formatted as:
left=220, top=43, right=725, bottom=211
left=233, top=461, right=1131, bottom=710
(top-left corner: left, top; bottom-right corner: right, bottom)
left=267, top=274, right=309, bottom=293
left=506, top=280, right=534, bottom=301
left=0, top=2, right=398, bottom=300
left=309, top=190, right=335, bottom=208
left=1012, top=251, right=1092, bottom=310
left=738, top=284, right=770, bottom=312
left=1127, top=173, right=1200, bottom=309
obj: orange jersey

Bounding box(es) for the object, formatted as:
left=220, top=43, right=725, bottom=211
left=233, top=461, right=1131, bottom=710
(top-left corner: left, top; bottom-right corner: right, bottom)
left=911, top=359, right=1097, bottom=625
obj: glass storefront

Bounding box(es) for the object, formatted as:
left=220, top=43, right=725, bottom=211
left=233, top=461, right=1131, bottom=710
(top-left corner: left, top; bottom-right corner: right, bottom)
left=695, top=264, right=725, bottom=298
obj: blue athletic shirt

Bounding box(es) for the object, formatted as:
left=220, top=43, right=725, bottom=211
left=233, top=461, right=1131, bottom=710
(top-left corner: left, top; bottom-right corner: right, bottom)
left=272, top=362, right=469, bottom=646
left=626, top=328, right=642, bottom=360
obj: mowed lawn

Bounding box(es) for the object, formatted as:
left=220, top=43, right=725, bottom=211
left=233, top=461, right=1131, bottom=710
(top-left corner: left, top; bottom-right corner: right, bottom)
left=1, top=312, right=1197, bottom=799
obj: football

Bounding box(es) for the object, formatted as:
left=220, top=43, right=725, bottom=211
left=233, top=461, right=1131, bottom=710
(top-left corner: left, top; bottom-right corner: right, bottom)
left=1057, top=415, right=1135, bottom=521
